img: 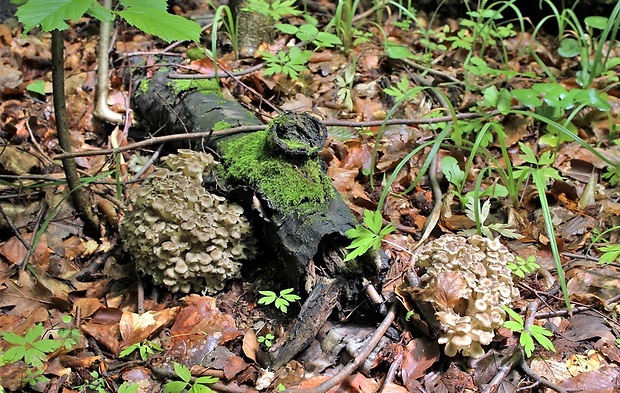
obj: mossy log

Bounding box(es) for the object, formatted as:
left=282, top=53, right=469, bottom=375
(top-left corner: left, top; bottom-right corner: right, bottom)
left=129, top=63, right=383, bottom=368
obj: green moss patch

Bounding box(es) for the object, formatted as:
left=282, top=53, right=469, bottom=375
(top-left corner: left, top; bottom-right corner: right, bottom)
left=218, top=131, right=334, bottom=214
left=169, top=78, right=220, bottom=96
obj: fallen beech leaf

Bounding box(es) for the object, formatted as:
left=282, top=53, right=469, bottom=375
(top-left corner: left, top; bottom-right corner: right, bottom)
left=242, top=329, right=259, bottom=362
left=0, top=233, right=49, bottom=266
left=170, top=295, right=241, bottom=344
left=119, top=307, right=180, bottom=347
left=432, top=271, right=468, bottom=309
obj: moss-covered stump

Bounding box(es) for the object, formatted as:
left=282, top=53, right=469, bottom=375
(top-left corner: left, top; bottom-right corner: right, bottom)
left=214, top=113, right=357, bottom=284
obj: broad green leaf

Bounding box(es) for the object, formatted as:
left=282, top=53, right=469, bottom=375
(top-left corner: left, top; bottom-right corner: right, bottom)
left=16, top=0, right=96, bottom=32
left=280, top=288, right=294, bottom=295
left=26, top=80, right=46, bottom=95
left=86, top=2, right=114, bottom=22
left=585, top=16, right=608, bottom=30
left=558, top=38, right=580, bottom=58
left=191, top=384, right=214, bottom=393
left=384, top=42, right=412, bottom=60
left=164, top=381, right=188, bottom=393
left=117, top=8, right=201, bottom=43
left=119, top=0, right=167, bottom=11
left=441, top=156, right=465, bottom=186
left=572, top=88, right=611, bottom=111
left=275, top=23, right=298, bottom=34
left=483, top=86, right=499, bottom=107
left=511, top=88, right=543, bottom=108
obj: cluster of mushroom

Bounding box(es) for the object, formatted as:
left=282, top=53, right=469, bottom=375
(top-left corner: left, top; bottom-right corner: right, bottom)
left=412, top=234, right=519, bottom=358
left=120, top=150, right=254, bottom=294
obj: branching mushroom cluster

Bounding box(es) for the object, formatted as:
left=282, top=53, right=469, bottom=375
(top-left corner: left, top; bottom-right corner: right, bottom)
left=412, top=234, right=520, bottom=358
left=120, top=150, right=254, bottom=294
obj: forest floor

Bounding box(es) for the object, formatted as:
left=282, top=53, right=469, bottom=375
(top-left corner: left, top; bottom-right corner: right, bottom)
left=1, top=0, right=620, bottom=392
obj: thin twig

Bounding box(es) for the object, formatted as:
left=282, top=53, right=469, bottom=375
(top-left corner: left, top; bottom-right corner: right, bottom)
left=53, top=107, right=519, bottom=160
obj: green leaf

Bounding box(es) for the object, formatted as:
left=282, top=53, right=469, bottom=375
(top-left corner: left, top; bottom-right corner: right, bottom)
left=520, top=332, right=535, bottom=357
left=585, top=16, right=608, bottom=30
left=510, top=88, right=542, bottom=108
left=119, top=343, right=139, bottom=358
left=384, top=42, right=412, bottom=60
left=25, top=324, right=43, bottom=343
left=1, top=346, right=26, bottom=363
left=441, top=156, right=465, bottom=187
left=16, top=0, right=96, bottom=32
left=33, top=339, right=62, bottom=353
left=558, top=38, right=581, bottom=58
left=190, top=384, right=214, bottom=393
left=173, top=362, right=192, bottom=382
left=2, top=331, right=27, bottom=346
left=164, top=381, right=188, bottom=393
left=572, top=88, right=611, bottom=111
left=275, top=23, right=298, bottom=34
left=364, top=209, right=382, bottom=234
left=117, top=8, right=201, bottom=43
left=195, top=376, right=218, bottom=385
left=26, top=80, right=46, bottom=95
left=503, top=306, right=524, bottom=325
left=119, top=0, right=167, bottom=11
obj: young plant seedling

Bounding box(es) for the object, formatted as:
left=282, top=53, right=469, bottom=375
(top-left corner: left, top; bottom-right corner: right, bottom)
left=258, top=288, right=301, bottom=313
left=0, top=323, right=62, bottom=368
left=119, top=340, right=163, bottom=361
left=257, top=333, right=275, bottom=348
left=164, top=362, right=218, bottom=393
left=507, top=255, right=541, bottom=278
left=344, top=209, right=396, bottom=261
left=503, top=306, right=555, bottom=357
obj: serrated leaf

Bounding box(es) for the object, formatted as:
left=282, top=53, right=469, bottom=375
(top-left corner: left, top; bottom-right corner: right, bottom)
left=119, top=0, right=167, bottom=11
left=195, top=376, right=218, bottom=385
left=520, top=333, right=535, bottom=357
left=117, top=8, right=201, bottom=43
left=173, top=362, right=191, bottom=382
left=2, top=332, right=27, bottom=345
left=16, top=0, right=96, bottom=32
left=1, top=346, right=26, bottom=363
left=33, top=339, right=62, bottom=353
left=86, top=2, right=114, bottom=22
left=275, top=23, right=298, bottom=34
left=24, top=324, right=43, bottom=343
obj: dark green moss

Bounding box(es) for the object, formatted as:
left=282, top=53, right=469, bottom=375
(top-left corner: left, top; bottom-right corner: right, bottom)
left=218, top=131, right=334, bottom=214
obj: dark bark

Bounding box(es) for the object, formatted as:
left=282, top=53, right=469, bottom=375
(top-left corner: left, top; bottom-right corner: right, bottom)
left=51, top=29, right=99, bottom=235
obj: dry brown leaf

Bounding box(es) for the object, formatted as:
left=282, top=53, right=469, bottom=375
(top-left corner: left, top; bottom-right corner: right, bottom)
left=432, top=271, right=468, bottom=309
left=401, top=338, right=440, bottom=383
left=119, top=307, right=180, bottom=347
left=170, top=295, right=241, bottom=344
left=242, top=329, right=259, bottom=362
left=0, top=233, right=48, bottom=266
